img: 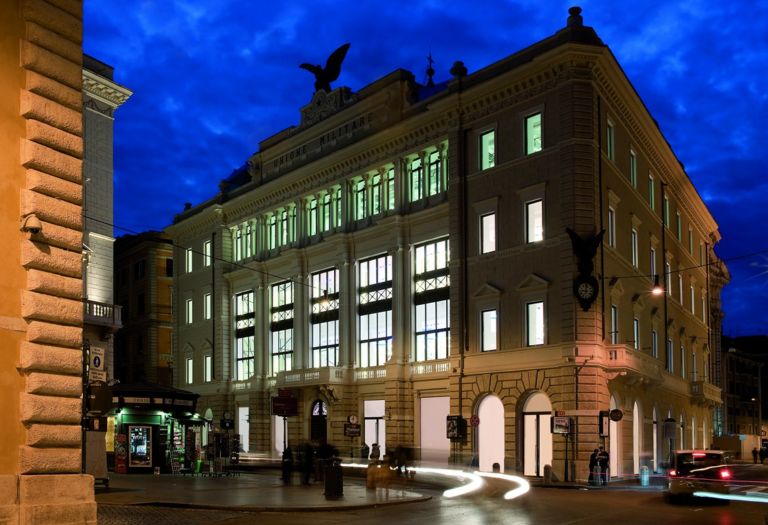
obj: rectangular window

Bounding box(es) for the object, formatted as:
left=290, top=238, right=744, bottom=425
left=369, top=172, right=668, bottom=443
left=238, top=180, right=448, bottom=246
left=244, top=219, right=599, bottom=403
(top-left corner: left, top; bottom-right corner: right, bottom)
left=690, top=284, right=695, bottom=315
left=321, top=194, right=331, bottom=232
left=414, top=239, right=450, bottom=361
left=203, top=240, right=212, bottom=267
left=371, top=174, right=382, bottom=216
left=204, top=293, right=212, bottom=320
left=311, top=268, right=340, bottom=367
left=663, top=196, right=670, bottom=227
left=701, top=290, right=707, bottom=324
left=308, top=198, right=319, bottom=236
left=606, top=119, right=615, bottom=161
left=633, top=318, right=640, bottom=351
left=480, top=130, right=495, bottom=170
left=185, top=298, right=193, bottom=324
left=204, top=355, right=212, bottom=382
left=648, top=175, right=655, bottom=211
left=692, top=351, right=698, bottom=381
left=233, top=229, right=243, bottom=261
left=165, top=258, right=173, bottom=277
left=185, top=247, right=193, bottom=273
left=651, top=330, right=658, bottom=358
left=409, top=157, right=424, bottom=202
left=678, top=273, right=683, bottom=303
left=526, top=199, right=544, bottom=243
left=271, top=282, right=294, bottom=374
left=481, top=310, right=497, bottom=351
left=629, top=149, right=637, bottom=187
left=676, top=211, right=682, bottom=239
left=186, top=357, right=193, bottom=385
left=650, top=246, right=657, bottom=277
left=234, top=291, right=254, bottom=380
left=607, top=207, right=616, bottom=247
left=526, top=301, right=544, bottom=346
left=610, top=305, right=619, bottom=344
left=665, top=262, right=672, bottom=297
left=631, top=229, right=638, bottom=268
left=266, top=214, right=277, bottom=250
left=666, top=339, right=674, bottom=372
left=386, top=167, right=395, bottom=211
left=680, top=345, right=685, bottom=378
left=354, top=179, right=367, bottom=221
left=359, top=254, right=393, bottom=366
left=427, top=150, right=442, bottom=196
left=480, top=213, right=496, bottom=254
left=525, top=113, right=542, bottom=155
left=688, top=227, right=694, bottom=255
left=699, top=242, right=705, bottom=266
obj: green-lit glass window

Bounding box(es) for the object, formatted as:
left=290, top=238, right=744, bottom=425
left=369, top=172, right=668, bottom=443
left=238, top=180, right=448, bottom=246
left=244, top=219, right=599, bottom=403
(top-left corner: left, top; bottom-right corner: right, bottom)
left=386, top=167, right=395, bottom=211
left=333, top=189, right=342, bottom=228
left=321, top=193, right=331, bottom=232
left=427, top=151, right=441, bottom=196
left=410, top=157, right=424, bottom=202
left=480, top=130, right=495, bottom=170
left=354, top=179, right=367, bottom=220
left=266, top=214, right=277, bottom=250
left=525, top=113, right=542, bottom=155
left=370, top=174, right=382, bottom=215
left=308, top=198, right=318, bottom=236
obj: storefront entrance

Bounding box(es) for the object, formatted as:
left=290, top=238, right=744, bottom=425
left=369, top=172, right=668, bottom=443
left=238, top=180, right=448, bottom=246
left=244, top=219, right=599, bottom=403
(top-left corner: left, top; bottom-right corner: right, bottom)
left=522, top=392, right=552, bottom=477
left=310, top=400, right=327, bottom=444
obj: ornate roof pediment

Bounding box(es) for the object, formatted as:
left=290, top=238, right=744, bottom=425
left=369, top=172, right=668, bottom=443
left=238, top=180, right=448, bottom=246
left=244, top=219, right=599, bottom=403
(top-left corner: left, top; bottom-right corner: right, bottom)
left=516, top=273, right=549, bottom=291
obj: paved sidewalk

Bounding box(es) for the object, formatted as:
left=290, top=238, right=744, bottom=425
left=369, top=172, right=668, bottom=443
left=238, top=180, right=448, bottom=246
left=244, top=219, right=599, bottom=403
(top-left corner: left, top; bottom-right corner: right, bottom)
left=96, top=470, right=430, bottom=512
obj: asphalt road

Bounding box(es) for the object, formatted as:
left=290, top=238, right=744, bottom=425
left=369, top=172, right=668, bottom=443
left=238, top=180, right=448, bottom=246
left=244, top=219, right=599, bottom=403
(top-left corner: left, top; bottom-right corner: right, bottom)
left=99, top=478, right=768, bottom=525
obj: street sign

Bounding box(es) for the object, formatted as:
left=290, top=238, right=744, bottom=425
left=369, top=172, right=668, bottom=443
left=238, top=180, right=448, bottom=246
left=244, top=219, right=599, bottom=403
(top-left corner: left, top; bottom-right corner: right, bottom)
left=344, top=423, right=361, bottom=437
left=89, top=346, right=106, bottom=382
left=470, top=415, right=480, bottom=427
left=446, top=415, right=466, bottom=440
left=609, top=409, right=623, bottom=422
left=551, top=416, right=571, bottom=434
left=271, top=396, right=298, bottom=417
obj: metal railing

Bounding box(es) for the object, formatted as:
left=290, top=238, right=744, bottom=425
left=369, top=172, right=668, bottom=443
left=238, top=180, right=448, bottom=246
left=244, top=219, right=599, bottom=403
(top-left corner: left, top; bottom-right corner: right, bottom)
left=84, top=300, right=122, bottom=328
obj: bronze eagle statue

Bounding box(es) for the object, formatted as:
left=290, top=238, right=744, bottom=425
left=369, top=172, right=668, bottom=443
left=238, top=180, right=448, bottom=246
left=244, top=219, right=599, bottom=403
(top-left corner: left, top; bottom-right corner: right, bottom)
left=300, top=43, right=351, bottom=93
left=566, top=227, right=605, bottom=277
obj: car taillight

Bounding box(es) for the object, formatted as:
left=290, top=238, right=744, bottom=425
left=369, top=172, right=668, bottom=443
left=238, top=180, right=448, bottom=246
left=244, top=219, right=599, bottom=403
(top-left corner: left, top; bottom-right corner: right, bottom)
left=669, top=469, right=677, bottom=477
left=719, top=469, right=732, bottom=479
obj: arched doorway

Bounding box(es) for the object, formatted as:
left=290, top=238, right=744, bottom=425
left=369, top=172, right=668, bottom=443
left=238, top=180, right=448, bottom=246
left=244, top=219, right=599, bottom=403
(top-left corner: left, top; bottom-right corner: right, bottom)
left=652, top=407, right=658, bottom=473
left=522, top=392, right=552, bottom=476
left=310, top=400, right=328, bottom=444
left=632, top=401, right=640, bottom=474
left=609, top=396, right=619, bottom=478
left=477, top=395, right=505, bottom=472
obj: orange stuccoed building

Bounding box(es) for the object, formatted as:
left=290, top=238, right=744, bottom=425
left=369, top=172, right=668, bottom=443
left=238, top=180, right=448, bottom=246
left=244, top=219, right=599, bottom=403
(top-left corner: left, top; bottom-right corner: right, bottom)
left=0, top=0, right=96, bottom=523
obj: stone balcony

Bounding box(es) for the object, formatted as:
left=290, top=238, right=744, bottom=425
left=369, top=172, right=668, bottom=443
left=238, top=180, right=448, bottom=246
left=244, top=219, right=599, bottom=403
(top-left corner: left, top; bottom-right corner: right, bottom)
left=603, top=344, right=663, bottom=386
left=84, top=299, right=122, bottom=329
left=275, top=367, right=348, bottom=387
left=690, top=380, right=722, bottom=407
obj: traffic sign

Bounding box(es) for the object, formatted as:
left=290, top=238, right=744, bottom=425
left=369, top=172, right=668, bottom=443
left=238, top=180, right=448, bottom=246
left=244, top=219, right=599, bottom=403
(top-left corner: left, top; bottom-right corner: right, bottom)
left=470, top=415, right=480, bottom=427
left=89, top=346, right=106, bottom=382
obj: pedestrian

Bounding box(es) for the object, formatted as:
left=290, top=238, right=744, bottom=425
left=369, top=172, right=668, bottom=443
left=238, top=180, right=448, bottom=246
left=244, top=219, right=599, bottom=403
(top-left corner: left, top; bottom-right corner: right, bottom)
left=753, top=447, right=759, bottom=464
left=761, top=447, right=767, bottom=464
left=588, top=448, right=599, bottom=485
left=598, top=446, right=609, bottom=486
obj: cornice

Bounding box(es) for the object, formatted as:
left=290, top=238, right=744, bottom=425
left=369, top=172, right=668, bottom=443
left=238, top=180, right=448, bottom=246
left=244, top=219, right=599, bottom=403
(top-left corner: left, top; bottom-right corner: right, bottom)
left=82, top=69, right=132, bottom=109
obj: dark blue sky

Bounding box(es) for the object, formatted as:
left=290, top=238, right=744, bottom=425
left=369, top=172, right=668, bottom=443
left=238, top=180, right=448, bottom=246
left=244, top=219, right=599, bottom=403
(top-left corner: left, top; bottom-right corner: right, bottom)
left=83, top=1, right=768, bottom=336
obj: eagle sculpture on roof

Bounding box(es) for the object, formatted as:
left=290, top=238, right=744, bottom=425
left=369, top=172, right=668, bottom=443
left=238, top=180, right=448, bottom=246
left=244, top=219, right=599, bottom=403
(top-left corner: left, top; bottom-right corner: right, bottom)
left=300, top=43, right=351, bottom=93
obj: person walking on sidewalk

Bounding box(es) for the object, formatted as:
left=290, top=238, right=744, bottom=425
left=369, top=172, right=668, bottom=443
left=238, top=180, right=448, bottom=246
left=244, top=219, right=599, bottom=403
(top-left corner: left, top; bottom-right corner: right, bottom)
left=588, top=449, right=599, bottom=485
left=598, top=446, right=609, bottom=486
left=753, top=447, right=759, bottom=464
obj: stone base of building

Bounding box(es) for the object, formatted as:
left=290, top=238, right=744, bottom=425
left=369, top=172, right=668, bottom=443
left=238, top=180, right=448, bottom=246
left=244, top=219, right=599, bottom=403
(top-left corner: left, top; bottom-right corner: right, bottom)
left=0, top=474, right=95, bottom=525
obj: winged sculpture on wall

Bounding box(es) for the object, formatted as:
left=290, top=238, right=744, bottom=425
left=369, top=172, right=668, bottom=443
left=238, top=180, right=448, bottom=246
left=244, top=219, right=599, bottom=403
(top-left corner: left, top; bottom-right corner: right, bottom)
left=300, top=43, right=351, bottom=93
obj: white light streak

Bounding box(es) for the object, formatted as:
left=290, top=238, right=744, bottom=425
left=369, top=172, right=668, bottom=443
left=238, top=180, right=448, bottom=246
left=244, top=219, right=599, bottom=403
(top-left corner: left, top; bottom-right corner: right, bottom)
left=693, top=490, right=768, bottom=503
left=340, top=462, right=485, bottom=498
left=476, top=471, right=531, bottom=500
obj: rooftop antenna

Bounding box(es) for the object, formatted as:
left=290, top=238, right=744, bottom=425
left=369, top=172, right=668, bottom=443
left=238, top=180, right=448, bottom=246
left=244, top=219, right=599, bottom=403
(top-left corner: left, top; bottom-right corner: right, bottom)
left=426, top=50, right=435, bottom=87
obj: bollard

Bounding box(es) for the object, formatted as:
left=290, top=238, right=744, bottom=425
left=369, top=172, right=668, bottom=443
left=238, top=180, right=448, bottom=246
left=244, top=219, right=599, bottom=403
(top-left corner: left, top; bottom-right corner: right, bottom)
left=640, top=465, right=650, bottom=486
left=324, top=457, right=344, bottom=500
left=543, top=464, right=552, bottom=485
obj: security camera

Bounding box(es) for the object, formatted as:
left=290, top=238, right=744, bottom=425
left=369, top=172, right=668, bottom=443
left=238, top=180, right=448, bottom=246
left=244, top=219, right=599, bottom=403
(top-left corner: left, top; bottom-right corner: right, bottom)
left=20, top=213, right=42, bottom=235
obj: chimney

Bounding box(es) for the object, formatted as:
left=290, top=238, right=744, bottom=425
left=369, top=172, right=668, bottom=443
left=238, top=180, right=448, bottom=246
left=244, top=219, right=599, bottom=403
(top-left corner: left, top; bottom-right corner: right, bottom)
left=567, top=6, right=583, bottom=27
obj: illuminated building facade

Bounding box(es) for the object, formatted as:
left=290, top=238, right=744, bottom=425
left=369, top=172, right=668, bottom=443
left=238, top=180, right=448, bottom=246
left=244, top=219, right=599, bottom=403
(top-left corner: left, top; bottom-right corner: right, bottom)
left=168, top=8, right=725, bottom=480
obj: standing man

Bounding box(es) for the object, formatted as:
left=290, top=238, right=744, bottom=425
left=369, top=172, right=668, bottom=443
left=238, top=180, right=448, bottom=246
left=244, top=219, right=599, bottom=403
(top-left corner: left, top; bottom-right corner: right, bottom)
left=753, top=447, right=760, bottom=464
left=598, top=446, right=609, bottom=486
left=588, top=448, right=599, bottom=485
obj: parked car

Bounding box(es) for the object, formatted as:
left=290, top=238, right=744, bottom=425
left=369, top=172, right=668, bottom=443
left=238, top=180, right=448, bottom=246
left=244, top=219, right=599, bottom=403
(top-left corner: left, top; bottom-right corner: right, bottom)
left=667, top=450, right=734, bottom=502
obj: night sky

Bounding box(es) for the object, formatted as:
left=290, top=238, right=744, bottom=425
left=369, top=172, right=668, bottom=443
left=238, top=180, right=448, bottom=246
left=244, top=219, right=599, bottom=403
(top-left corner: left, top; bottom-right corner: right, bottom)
left=83, top=1, right=768, bottom=336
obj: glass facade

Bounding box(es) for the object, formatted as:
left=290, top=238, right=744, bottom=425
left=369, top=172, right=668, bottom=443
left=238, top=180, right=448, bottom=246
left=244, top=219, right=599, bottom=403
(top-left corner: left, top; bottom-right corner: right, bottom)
left=414, top=239, right=450, bottom=361
left=358, top=254, right=393, bottom=367
left=234, top=291, right=254, bottom=380
left=270, top=282, right=294, bottom=373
